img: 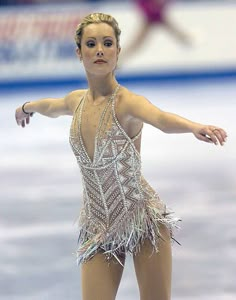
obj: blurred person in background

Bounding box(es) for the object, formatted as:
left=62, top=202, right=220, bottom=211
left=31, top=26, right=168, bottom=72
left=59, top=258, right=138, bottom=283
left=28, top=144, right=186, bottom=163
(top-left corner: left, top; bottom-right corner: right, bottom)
left=120, top=0, right=193, bottom=62
left=15, top=12, right=227, bottom=300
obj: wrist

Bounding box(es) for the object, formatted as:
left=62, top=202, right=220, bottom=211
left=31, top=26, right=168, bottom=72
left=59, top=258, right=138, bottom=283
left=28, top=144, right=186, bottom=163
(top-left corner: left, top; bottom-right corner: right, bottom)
left=190, top=122, right=201, bottom=133
left=22, top=102, right=33, bottom=115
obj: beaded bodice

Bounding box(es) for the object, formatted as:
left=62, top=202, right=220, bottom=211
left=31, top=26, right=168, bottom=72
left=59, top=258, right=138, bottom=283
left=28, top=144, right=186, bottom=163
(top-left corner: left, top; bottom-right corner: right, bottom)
left=69, top=85, right=144, bottom=233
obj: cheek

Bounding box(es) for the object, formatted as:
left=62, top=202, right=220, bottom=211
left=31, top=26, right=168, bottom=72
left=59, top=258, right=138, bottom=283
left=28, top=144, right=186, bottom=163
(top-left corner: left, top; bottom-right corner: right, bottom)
left=80, top=46, right=93, bottom=58
left=82, top=52, right=95, bottom=66
left=109, top=48, right=118, bottom=60
left=82, top=50, right=92, bottom=58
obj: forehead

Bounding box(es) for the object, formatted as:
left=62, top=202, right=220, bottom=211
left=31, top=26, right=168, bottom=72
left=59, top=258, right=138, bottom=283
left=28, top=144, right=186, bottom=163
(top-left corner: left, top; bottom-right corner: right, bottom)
left=83, top=22, right=115, bottom=39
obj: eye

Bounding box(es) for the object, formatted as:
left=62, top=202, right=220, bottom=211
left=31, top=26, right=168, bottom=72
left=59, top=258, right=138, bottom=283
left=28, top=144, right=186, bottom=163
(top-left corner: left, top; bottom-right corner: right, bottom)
left=104, top=40, right=113, bottom=47
left=86, top=41, right=95, bottom=48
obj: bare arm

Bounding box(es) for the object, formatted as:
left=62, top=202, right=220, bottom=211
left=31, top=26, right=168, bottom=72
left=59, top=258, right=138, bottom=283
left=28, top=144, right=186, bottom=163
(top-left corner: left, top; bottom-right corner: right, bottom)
left=125, top=94, right=227, bottom=146
left=15, top=90, right=82, bottom=127
left=21, top=97, right=71, bottom=117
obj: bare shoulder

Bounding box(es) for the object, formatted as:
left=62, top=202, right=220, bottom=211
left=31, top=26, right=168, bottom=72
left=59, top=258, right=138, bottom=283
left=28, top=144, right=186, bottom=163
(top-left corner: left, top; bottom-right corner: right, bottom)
left=117, top=86, right=160, bottom=125
left=118, top=86, right=149, bottom=115
left=64, top=89, right=87, bottom=114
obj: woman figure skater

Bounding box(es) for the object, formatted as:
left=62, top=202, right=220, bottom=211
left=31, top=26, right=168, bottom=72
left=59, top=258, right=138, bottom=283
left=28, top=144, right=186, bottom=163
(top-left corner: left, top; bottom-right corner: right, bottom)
left=15, top=13, right=227, bottom=300
left=120, top=0, right=193, bottom=61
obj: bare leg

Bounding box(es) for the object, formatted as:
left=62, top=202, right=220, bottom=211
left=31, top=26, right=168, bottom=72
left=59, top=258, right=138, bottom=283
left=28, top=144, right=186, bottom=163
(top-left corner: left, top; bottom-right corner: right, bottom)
left=133, top=224, right=172, bottom=300
left=119, top=21, right=152, bottom=64
left=81, top=252, right=125, bottom=300
left=163, top=17, right=193, bottom=46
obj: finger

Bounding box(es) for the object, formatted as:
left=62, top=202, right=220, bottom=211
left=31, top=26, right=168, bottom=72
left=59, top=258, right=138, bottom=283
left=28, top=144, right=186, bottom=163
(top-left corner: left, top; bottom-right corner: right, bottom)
left=220, top=128, right=228, bottom=138
left=196, top=133, right=213, bottom=143
left=21, top=120, right=25, bottom=128
left=213, top=129, right=227, bottom=146
left=16, top=118, right=20, bottom=126
left=204, top=129, right=218, bottom=145
left=16, top=117, right=22, bottom=126
left=15, top=112, right=20, bottom=125
left=26, top=116, right=30, bottom=124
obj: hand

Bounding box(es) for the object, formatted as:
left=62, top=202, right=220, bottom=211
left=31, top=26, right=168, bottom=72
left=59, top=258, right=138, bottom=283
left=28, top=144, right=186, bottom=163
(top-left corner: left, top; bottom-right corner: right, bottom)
left=193, top=125, right=227, bottom=146
left=15, top=106, right=34, bottom=128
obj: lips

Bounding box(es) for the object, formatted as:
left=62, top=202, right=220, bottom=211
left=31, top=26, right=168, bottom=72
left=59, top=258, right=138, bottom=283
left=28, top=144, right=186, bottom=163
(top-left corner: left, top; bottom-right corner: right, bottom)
left=94, top=59, right=106, bottom=63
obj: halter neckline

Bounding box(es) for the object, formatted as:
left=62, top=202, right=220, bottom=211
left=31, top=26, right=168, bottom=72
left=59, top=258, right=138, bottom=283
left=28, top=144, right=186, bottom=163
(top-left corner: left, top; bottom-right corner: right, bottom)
left=79, top=84, right=120, bottom=163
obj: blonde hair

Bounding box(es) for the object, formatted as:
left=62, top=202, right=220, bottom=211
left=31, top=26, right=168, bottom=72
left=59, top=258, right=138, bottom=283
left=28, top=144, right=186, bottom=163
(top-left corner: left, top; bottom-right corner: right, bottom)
left=74, top=13, right=121, bottom=49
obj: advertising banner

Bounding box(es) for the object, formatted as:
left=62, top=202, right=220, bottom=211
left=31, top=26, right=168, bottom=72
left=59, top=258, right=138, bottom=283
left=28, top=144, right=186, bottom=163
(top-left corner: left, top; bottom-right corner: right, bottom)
left=0, top=2, right=235, bottom=87
left=0, top=5, right=89, bottom=82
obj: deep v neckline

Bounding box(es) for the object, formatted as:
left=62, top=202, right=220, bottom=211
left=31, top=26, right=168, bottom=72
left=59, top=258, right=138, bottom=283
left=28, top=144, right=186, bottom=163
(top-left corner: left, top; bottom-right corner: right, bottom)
left=78, top=85, right=120, bottom=164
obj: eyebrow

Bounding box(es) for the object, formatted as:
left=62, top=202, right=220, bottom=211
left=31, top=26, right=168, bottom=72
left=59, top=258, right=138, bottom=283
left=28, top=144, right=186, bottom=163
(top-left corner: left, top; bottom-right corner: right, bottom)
left=86, top=36, right=113, bottom=40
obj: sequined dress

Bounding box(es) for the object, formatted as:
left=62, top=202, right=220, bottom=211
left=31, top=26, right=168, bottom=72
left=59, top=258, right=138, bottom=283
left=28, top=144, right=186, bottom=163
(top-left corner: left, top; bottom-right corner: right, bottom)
left=69, top=85, right=180, bottom=265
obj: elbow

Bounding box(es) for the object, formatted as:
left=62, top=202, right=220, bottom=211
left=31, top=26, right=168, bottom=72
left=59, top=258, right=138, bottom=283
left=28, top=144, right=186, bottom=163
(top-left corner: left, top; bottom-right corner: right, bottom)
left=45, top=104, right=60, bottom=118
left=50, top=110, right=60, bottom=118
left=49, top=112, right=60, bottom=118
left=156, top=122, right=170, bottom=133
left=161, top=127, right=172, bottom=134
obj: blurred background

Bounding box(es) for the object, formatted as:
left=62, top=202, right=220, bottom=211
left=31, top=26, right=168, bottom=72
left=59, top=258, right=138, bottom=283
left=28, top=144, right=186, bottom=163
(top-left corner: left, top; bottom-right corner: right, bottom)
left=1, top=1, right=236, bottom=300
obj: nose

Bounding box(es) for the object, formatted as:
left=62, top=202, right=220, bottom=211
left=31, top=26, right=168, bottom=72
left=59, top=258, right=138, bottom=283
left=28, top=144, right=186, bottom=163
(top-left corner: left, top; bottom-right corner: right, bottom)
left=96, top=43, right=104, bottom=57
left=96, top=50, right=104, bottom=57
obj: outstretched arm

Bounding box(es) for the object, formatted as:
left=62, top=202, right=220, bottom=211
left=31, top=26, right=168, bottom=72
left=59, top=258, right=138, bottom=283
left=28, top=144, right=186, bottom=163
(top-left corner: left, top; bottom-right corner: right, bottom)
left=15, top=91, right=81, bottom=128
left=126, top=95, right=227, bottom=146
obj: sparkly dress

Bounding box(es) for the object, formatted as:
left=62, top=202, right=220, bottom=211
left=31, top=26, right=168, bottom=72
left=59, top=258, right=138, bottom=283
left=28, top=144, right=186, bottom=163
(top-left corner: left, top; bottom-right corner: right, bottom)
left=69, top=85, right=180, bottom=265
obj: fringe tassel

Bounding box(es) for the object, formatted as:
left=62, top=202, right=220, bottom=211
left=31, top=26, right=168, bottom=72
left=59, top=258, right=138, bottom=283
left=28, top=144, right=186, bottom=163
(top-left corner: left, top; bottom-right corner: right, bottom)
left=75, top=198, right=181, bottom=266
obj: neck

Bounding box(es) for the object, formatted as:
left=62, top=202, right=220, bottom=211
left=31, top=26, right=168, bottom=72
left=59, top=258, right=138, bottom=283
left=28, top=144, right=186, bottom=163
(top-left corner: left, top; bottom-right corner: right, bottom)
left=86, top=74, right=119, bottom=100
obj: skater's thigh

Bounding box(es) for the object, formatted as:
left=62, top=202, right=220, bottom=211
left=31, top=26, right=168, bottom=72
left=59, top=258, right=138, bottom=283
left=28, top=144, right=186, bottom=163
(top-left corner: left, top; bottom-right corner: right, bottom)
left=81, top=252, right=125, bottom=300
left=133, top=224, right=172, bottom=300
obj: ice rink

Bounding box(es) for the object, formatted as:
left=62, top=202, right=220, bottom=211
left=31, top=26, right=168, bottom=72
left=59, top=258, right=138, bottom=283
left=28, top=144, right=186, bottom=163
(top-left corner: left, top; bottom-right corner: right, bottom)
left=1, top=79, right=236, bottom=300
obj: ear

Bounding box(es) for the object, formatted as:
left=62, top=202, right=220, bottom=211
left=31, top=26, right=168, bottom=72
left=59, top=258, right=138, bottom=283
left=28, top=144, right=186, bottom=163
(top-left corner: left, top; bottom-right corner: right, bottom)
left=117, top=47, right=121, bottom=59
left=76, top=48, right=82, bottom=61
